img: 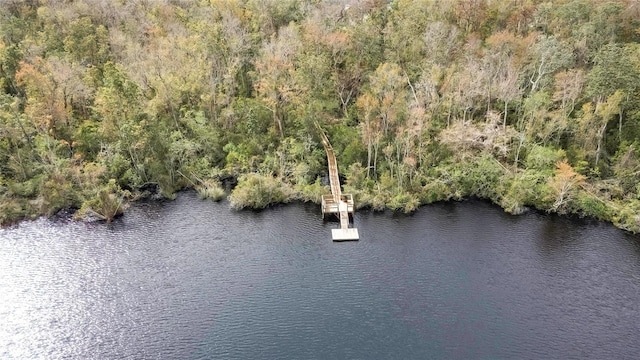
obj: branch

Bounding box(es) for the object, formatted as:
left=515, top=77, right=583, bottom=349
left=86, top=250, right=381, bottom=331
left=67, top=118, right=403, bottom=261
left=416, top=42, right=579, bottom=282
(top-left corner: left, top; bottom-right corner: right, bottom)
left=404, top=70, right=418, bottom=103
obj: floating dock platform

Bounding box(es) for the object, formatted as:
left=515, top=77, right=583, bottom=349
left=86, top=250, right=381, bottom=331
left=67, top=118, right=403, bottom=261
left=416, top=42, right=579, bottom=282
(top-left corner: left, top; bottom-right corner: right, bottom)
left=331, top=228, right=360, bottom=241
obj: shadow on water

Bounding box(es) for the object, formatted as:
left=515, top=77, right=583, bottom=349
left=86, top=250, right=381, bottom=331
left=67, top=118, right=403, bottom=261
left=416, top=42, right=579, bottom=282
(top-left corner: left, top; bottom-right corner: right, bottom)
left=623, top=232, right=640, bottom=255
left=536, top=214, right=585, bottom=254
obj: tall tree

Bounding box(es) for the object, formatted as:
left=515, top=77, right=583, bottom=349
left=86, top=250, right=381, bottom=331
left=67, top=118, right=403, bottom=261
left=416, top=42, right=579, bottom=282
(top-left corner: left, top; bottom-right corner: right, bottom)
left=254, top=24, right=301, bottom=138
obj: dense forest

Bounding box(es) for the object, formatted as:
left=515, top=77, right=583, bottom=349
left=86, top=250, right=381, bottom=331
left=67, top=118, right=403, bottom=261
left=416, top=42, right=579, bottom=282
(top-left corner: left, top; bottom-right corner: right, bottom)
left=1, top=0, right=640, bottom=231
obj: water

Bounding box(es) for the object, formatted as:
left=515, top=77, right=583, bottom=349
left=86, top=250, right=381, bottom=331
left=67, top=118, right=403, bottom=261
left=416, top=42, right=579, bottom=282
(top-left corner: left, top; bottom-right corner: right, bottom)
left=1, top=192, right=639, bottom=359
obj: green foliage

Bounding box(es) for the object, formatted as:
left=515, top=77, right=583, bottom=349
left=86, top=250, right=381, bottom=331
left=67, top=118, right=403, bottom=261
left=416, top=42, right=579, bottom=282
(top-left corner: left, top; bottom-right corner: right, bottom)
left=0, top=196, right=18, bottom=224
left=230, top=98, right=273, bottom=137
left=0, top=43, right=23, bottom=93
left=611, top=143, right=640, bottom=194
left=0, top=0, right=639, bottom=233
left=63, top=17, right=111, bottom=67
left=76, top=179, right=130, bottom=222
left=570, top=191, right=612, bottom=221
left=331, top=124, right=367, bottom=167
left=228, top=173, right=292, bottom=210
left=73, top=120, right=101, bottom=160
left=524, top=145, right=566, bottom=172
left=500, top=170, right=552, bottom=214
left=587, top=44, right=639, bottom=99
left=39, top=171, right=79, bottom=215
left=196, top=179, right=225, bottom=201
left=224, top=142, right=263, bottom=176
left=292, top=177, right=327, bottom=203
left=6, top=175, right=42, bottom=198
left=388, top=191, right=420, bottom=214
left=419, top=178, right=453, bottom=205
left=611, top=199, right=640, bottom=233
left=447, top=154, right=506, bottom=202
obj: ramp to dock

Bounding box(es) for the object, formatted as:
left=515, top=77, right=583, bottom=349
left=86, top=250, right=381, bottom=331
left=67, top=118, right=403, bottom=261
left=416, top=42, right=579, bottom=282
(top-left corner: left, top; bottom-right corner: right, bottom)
left=317, top=124, right=359, bottom=241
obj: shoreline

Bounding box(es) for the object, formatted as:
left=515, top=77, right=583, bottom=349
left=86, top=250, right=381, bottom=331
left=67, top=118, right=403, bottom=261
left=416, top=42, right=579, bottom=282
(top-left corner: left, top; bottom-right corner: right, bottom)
left=3, top=183, right=638, bottom=236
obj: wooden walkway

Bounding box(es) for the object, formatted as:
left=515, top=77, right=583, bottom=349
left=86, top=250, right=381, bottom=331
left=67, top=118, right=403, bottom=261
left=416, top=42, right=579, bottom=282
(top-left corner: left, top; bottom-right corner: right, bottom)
left=317, top=124, right=359, bottom=241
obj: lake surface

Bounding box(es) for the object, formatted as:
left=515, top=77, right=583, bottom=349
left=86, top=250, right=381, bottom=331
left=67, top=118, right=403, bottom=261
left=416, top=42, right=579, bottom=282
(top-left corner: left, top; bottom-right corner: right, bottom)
left=1, top=192, right=639, bottom=359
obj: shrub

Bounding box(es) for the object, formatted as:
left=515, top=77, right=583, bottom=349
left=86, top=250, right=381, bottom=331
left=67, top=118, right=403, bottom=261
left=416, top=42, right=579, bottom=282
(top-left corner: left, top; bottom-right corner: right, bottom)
left=76, top=179, right=130, bottom=222
left=344, top=185, right=374, bottom=209
left=570, top=191, right=612, bottom=221
left=0, top=196, right=35, bottom=225
left=196, top=179, right=226, bottom=201
left=228, top=173, right=292, bottom=209
left=500, top=170, right=550, bottom=214
left=612, top=200, right=640, bottom=233
left=292, top=177, right=327, bottom=203
left=420, top=179, right=452, bottom=204
left=371, top=193, right=387, bottom=211
left=525, top=145, right=566, bottom=172
left=388, top=191, right=420, bottom=213
left=447, top=154, right=505, bottom=202
left=39, top=172, right=79, bottom=215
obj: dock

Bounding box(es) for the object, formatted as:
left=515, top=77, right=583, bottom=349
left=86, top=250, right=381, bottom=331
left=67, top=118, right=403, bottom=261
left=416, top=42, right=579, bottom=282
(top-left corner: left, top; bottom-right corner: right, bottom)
left=317, top=124, right=359, bottom=241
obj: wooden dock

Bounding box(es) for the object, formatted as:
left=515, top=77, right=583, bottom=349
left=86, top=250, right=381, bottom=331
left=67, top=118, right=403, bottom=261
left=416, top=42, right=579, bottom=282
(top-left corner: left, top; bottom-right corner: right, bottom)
left=317, top=124, right=359, bottom=241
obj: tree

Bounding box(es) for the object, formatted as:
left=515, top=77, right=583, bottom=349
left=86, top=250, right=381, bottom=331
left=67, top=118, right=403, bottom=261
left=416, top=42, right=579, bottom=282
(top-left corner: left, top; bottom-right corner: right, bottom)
left=0, top=92, right=38, bottom=182
left=185, top=3, right=253, bottom=118
left=587, top=44, right=638, bottom=102
left=526, top=35, right=573, bottom=94
left=549, top=160, right=585, bottom=213
left=254, top=24, right=301, bottom=137
left=445, top=59, right=485, bottom=123
left=0, top=41, right=24, bottom=94
left=63, top=16, right=110, bottom=68
left=245, top=0, right=305, bottom=38
left=573, top=92, right=624, bottom=168
left=367, top=63, right=407, bottom=136
left=15, top=58, right=70, bottom=136
left=485, top=30, right=529, bottom=128
left=552, top=69, right=584, bottom=117
left=586, top=43, right=639, bottom=139
left=93, top=62, right=148, bottom=185
left=593, top=90, right=624, bottom=165
left=356, top=92, right=382, bottom=178
left=355, top=62, right=409, bottom=178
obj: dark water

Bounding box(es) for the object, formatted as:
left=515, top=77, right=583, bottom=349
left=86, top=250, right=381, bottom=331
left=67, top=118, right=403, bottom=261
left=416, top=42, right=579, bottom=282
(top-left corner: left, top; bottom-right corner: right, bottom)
left=1, top=192, right=639, bottom=359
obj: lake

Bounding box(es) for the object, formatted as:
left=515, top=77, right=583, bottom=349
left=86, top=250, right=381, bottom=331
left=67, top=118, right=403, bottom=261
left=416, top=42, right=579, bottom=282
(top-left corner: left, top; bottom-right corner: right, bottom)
left=1, top=192, right=639, bottom=359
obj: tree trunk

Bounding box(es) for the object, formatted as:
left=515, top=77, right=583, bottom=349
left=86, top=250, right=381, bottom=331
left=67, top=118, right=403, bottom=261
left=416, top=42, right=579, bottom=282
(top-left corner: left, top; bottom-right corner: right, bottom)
left=619, top=110, right=623, bottom=140
left=503, top=100, right=508, bottom=130
left=595, top=122, right=607, bottom=166
left=373, top=143, right=379, bottom=177
left=367, top=140, right=372, bottom=178
left=514, top=133, right=525, bottom=169
left=274, top=107, right=284, bottom=138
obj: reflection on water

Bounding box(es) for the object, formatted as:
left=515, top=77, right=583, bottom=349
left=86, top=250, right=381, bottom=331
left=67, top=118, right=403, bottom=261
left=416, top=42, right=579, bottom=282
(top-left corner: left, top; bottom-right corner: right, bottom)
left=1, top=193, right=639, bottom=359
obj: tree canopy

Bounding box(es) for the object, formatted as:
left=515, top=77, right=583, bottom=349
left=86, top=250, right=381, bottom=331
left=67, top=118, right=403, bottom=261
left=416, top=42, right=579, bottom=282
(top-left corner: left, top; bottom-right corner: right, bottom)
left=1, top=0, right=640, bottom=231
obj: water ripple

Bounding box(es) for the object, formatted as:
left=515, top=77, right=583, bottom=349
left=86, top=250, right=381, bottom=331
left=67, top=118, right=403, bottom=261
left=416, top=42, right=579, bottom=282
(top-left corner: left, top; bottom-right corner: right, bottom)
left=1, top=194, right=639, bottom=359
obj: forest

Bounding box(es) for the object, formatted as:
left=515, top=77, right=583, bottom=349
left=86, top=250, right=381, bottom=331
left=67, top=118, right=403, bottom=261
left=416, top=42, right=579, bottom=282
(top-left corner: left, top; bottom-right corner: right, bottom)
left=1, top=0, right=640, bottom=232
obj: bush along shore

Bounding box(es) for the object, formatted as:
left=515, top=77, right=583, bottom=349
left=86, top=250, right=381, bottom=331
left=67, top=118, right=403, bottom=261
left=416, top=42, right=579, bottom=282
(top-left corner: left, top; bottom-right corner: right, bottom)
left=1, top=1, right=640, bottom=232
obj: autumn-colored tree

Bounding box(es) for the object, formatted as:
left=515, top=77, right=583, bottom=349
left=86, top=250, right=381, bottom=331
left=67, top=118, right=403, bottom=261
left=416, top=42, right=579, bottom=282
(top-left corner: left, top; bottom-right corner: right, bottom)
left=254, top=24, right=301, bottom=137
left=15, top=59, right=70, bottom=135
left=549, top=160, right=586, bottom=212
left=552, top=69, right=584, bottom=117
left=485, top=30, right=530, bottom=127
left=2, top=0, right=640, bottom=232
